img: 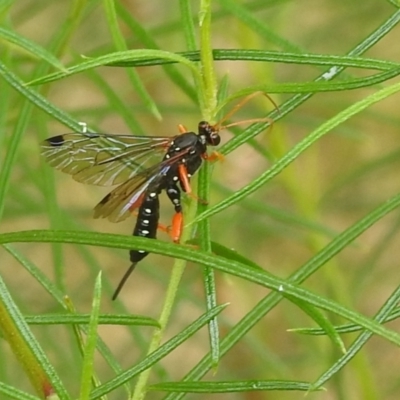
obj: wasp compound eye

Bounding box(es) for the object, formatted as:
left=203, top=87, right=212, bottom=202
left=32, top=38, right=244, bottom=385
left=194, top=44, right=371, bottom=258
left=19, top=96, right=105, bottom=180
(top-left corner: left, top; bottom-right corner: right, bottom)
left=210, top=133, right=221, bottom=146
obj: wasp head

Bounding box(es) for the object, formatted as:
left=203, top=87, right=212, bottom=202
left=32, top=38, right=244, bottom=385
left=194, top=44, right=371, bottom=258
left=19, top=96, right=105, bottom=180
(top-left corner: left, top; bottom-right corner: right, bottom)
left=198, top=121, right=221, bottom=146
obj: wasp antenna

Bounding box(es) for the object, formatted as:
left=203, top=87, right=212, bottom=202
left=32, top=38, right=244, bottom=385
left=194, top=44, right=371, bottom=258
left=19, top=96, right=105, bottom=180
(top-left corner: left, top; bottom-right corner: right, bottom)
left=214, top=91, right=278, bottom=130
left=112, top=262, right=138, bottom=300
left=220, top=117, right=274, bottom=131
left=261, top=92, right=280, bottom=115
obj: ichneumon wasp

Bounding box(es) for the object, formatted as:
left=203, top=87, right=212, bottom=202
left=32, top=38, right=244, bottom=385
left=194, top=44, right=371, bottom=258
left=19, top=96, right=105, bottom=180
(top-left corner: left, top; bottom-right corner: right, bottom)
left=41, top=93, right=273, bottom=299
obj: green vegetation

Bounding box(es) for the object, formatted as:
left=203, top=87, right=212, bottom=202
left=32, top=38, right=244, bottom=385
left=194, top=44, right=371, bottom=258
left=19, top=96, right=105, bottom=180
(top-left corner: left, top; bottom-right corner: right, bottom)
left=1, top=1, right=400, bottom=399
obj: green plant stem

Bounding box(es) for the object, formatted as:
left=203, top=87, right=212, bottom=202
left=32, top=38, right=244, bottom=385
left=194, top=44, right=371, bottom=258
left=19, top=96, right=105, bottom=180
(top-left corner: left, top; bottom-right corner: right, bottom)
left=198, top=0, right=220, bottom=370
left=132, top=3, right=219, bottom=397
left=199, top=0, right=217, bottom=119
left=131, top=196, right=199, bottom=400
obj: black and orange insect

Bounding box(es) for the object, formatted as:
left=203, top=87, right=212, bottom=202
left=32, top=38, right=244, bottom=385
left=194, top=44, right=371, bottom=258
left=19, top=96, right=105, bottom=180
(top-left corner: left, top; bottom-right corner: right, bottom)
left=41, top=93, right=273, bottom=299
left=41, top=121, right=221, bottom=299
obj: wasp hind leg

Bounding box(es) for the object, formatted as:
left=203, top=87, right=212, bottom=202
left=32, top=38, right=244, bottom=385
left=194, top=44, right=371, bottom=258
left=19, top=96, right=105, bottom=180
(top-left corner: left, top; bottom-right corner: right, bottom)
left=165, top=182, right=184, bottom=243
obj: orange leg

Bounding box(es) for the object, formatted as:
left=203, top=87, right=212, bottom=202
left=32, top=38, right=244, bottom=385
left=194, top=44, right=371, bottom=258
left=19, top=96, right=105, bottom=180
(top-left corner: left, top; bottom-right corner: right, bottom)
left=168, top=213, right=202, bottom=248
left=178, top=163, right=208, bottom=204
left=202, top=151, right=224, bottom=162
left=157, top=221, right=171, bottom=233
left=169, top=211, right=183, bottom=243
left=178, top=163, right=192, bottom=193
left=178, top=124, right=188, bottom=134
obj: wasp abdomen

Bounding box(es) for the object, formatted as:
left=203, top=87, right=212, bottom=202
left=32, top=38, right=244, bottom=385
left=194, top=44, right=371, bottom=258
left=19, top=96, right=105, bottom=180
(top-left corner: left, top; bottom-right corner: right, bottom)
left=130, top=191, right=160, bottom=263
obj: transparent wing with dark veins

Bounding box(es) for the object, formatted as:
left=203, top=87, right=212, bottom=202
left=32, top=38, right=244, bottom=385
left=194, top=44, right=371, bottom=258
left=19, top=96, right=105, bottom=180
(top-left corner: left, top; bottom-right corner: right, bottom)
left=41, top=132, right=173, bottom=186
left=92, top=146, right=198, bottom=222
left=93, top=164, right=171, bottom=223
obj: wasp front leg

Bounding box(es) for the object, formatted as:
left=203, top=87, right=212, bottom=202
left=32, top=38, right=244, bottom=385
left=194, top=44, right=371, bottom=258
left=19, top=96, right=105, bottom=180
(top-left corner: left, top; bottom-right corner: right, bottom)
left=177, top=163, right=207, bottom=204
left=202, top=151, right=224, bottom=162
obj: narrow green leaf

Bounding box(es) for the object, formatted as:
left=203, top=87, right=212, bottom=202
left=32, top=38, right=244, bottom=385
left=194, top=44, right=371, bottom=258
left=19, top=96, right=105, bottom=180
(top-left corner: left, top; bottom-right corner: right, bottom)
left=23, top=313, right=159, bottom=327
left=149, top=379, right=318, bottom=393
left=2, top=243, right=66, bottom=307
left=179, top=0, right=197, bottom=50
left=221, top=11, right=400, bottom=157
left=197, top=81, right=400, bottom=223
left=107, top=49, right=400, bottom=71
left=0, top=381, right=41, bottom=399
left=198, top=160, right=220, bottom=371
left=283, top=296, right=346, bottom=354
left=163, top=11, right=400, bottom=399
left=311, top=284, right=400, bottom=389
left=0, top=61, right=81, bottom=130
left=0, top=95, right=33, bottom=222
left=79, top=273, right=102, bottom=400
left=27, top=49, right=201, bottom=86
left=103, top=0, right=161, bottom=119
left=292, top=307, right=400, bottom=336
left=218, top=67, right=400, bottom=99
left=89, top=304, right=227, bottom=398
left=0, top=26, right=65, bottom=71
left=199, top=0, right=217, bottom=119
left=0, top=275, right=68, bottom=399
left=2, top=228, right=400, bottom=348
left=116, top=2, right=198, bottom=102
left=218, top=0, right=303, bottom=53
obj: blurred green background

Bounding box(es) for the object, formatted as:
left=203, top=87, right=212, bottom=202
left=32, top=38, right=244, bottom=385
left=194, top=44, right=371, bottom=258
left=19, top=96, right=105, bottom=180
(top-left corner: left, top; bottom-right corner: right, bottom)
left=1, top=1, right=400, bottom=399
